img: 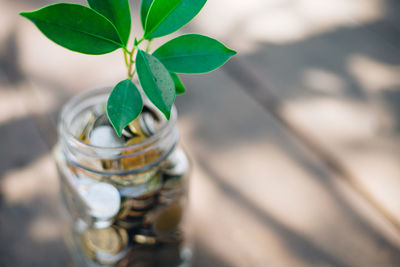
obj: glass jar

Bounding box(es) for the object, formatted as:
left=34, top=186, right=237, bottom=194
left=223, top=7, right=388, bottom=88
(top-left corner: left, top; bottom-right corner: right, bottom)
left=54, top=87, right=192, bottom=267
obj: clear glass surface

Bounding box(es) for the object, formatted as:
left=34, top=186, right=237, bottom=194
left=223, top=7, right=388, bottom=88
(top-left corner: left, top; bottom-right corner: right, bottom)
left=54, top=87, right=192, bottom=267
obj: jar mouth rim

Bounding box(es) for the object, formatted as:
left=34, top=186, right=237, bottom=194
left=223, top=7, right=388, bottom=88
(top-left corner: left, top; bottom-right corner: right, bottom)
left=59, top=87, right=177, bottom=154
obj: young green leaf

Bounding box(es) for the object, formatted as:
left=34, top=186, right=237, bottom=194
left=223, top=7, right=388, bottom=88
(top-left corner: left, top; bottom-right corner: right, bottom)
left=144, top=0, right=207, bottom=39
left=136, top=50, right=176, bottom=119
left=153, top=34, right=236, bottom=73
left=107, top=79, right=143, bottom=136
left=87, top=0, right=131, bottom=45
left=170, top=72, right=186, bottom=95
left=140, top=0, right=154, bottom=30
left=20, top=3, right=124, bottom=55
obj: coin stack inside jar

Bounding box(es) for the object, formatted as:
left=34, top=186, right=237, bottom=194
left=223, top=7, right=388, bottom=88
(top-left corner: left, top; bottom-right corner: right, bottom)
left=56, top=101, right=191, bottom=267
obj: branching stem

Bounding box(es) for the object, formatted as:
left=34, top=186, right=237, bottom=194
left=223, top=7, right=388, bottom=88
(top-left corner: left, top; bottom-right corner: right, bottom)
left=124, top=37, right=152, bottom=80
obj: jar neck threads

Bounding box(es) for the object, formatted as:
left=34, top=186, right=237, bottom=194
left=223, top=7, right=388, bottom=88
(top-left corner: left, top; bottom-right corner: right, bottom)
left=58, top=87, right=178, bottom=175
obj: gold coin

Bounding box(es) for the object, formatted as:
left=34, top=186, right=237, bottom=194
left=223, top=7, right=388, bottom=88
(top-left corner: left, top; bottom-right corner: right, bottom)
left=153, top=202, right=183, bottom=236
left=134, top=234, right=157, bottom=245
left=126, top=209, right=147, bottom=217
left=115, top=226, right=129, bottom=248
left=119, top=197, right=156, bottom=219
left=115, top=218, right=142, bottom=229
left=83, top=227, right=123, bottom=255
left=121, top=137, right=159, bottom=170
left=111, top=170, right=155, bottom=187
left=128, top=119, right=145, bottom=137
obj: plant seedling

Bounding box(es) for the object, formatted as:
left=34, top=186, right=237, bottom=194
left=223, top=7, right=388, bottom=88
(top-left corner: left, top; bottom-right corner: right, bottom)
left=20, top=0, right=236, bottom=136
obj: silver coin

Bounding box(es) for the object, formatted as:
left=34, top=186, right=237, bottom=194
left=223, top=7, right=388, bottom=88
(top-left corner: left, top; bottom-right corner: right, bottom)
left=84, top=113, right=105, bottom=139
left=82, top=182, right=121, bottom=228
left=89, top=125, right=125, bottom=148
left=139, top=105, right=166, bottom=137
left=139, top=111, right=156, bottom=137
left=163, top=149, right=189, bottom=177
left=119, top=172, right=162, bottom=198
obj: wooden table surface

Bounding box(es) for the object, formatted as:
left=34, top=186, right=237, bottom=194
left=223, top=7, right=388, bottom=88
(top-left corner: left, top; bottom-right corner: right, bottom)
left=1, top=0, right=400, bottom=266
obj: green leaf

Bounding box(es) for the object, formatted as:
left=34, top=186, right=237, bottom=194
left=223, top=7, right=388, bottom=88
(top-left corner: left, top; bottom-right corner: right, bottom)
left=87, top=0, right=131, bottom=45
left=20, top=3, right=124, bottom=55
left=144, top=0, right=207, bottom=39
left=107, top=79, right=143, bottom=136
left=140, top=0, right=154, bottom=30
left=153, top=34, right=236, bottom=73
left=136, top=50, right=176, bottom=119
left=170, top=72, right=186, bottom=95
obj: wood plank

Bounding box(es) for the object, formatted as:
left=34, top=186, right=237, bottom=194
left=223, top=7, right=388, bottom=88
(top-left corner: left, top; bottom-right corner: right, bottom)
left=0, top=84, right=73, bottom=266
left=176, top=70, right=400, bottom=266
left=188, top=0, right=400, bottom=241
left=228, top=12, right=400, bottom=230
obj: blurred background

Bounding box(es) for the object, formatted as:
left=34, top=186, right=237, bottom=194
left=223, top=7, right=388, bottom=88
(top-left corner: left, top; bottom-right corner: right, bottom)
left=1, top=0, right=400, bottom=266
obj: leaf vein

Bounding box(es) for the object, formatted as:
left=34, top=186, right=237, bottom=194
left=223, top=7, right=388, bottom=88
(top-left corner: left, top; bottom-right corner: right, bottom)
left=145, top=0, right=182, bottom=38
left=32, top=17, right=122, bottom=47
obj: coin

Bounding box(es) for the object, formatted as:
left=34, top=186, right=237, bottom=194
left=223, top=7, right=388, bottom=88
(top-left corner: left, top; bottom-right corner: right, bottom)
left=162, top=149, right=189, bottom=177
left=89, top=125, right=125, bottom=148
left=128, top=196, right=157, bottom=210
left=119, top=172, right=162, bottom=198
left=82, top=225, right=129, bottom=264
left=83, top=227, right=120, bottom=254
left=87, top=122, right=126, bottom=171
left=133, top=228, right=157, bottom=245
left=139, top=108, right=159, bottom=137
left=134, top=234, right=157, bottom=245
left=115, top=217, right=143, bottom=229
left=118, top=196, right=157, bottom=220
left=153, top=202, right=183, bottom=237
left=82, top=182, right=121, bottom=227
left=120, top=137, right=159, bottom=170
left=111, top=169, right=155, bottom=187
left=128, top=118, right=146, bottom=137
left=159, top=150, right=189, bottom=204
left=121, top=118, right=144, bottom=140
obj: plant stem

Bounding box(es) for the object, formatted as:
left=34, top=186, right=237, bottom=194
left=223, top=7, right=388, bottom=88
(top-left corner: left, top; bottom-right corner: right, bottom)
left=123, top=50, right=129, bottom=67
left=145, top=40, right=152, bottom=53
left=125, top=36, right=150, bottom=80
left=127, top=49, right=135, bottom=79
left=126, top=36, right=151, bottom=80
left=136, top=37, right=145, bottom=46
left=122, top=46, right=130, bottom=54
